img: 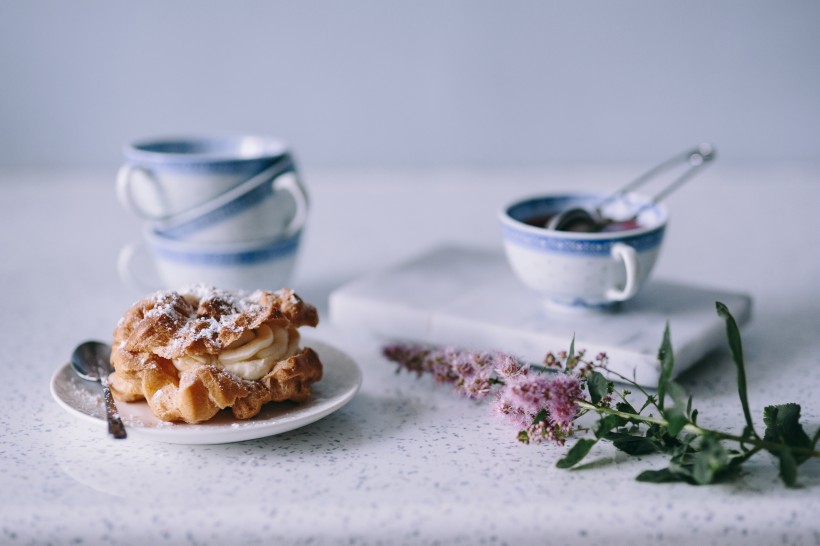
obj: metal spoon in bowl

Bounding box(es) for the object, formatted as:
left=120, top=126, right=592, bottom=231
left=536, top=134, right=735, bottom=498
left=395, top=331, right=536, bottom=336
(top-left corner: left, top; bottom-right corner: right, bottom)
left=547, top=143, right=717, bottom=232
left=70, top=341, right=127, bottom=439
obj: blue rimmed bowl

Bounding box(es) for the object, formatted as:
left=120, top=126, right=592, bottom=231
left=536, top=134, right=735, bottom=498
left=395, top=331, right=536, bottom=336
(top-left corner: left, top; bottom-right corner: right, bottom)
left=119, top=228, right=303, bottom=292
left=499, top=192, right=668, bottom=311
left=117, top=135, right=295, bottom=222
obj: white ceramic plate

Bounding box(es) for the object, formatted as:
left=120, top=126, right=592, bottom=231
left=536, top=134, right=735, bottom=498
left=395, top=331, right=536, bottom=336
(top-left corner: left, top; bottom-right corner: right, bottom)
left=50, top=338, right=362, bottom=444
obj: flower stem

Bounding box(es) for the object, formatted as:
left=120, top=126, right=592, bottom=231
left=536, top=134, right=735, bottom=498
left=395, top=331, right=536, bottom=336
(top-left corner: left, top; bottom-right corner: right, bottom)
left=575, top=400, right=820, bottom=459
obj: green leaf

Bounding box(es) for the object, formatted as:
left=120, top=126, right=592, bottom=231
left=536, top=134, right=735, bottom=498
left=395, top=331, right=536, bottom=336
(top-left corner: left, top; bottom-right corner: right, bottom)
left=656, top=322, right=675, bottom=412
left=636, top=468, right=690, bottom=484
left=531, top=408, right=548, bottom=425
left=663, top=381, right=691, bottom=436
left=616, top=400, right=638, bottom=415
left=668, top=439, right=698, bottom=462
left=595, top=414, right=626, bottom=439
left=666, top=381, right=689, bottom=408
left=666, top=415, right=689, bottom=437
left=716, top=302, right=756, bottom=438
left=763, top=404, right=813, bottom=464
left=607, top=432, right=661, bottom=455
left=587, top=371, right=609, bottom=405
left=566, top=335, right=576, bottom=368
left=638, top=443, right=733, bottom=486
left=692, top=436, right=731, bottom=485
left=776, top=445, right=798, bottom=487
left=556, top=438, right=597, bottom=469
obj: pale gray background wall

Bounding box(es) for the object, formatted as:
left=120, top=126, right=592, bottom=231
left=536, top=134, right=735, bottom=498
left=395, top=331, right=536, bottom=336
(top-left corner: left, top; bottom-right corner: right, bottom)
left=1, top=0, right=818, bottom=170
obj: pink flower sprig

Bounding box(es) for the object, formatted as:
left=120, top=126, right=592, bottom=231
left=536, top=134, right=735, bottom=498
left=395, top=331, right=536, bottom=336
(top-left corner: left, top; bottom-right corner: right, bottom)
left=385, top=304, right=820, bottom=488
left=382, top=343, right=606, bottom=445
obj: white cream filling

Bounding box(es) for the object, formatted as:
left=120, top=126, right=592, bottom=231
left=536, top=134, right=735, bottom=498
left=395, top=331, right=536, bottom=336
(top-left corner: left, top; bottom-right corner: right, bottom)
left=171, top=324, right=301, bottom=381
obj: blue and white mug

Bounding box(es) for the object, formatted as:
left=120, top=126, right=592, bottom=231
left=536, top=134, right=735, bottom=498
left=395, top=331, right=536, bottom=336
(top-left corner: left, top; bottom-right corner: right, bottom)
left=499, top=192, right=667, bottom=311
left=116, top=135, right=308, bottom=243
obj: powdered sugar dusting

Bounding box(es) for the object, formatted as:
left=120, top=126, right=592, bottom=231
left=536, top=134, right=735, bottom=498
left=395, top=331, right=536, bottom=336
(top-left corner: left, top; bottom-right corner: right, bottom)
left=136, top=285, right=285, bottom=355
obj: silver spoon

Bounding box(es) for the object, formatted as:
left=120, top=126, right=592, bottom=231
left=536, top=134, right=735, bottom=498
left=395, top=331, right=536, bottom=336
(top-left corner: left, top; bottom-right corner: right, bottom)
left=70, top=341, right=127, bottom=439
left=547, top=143, right=717, bottom=232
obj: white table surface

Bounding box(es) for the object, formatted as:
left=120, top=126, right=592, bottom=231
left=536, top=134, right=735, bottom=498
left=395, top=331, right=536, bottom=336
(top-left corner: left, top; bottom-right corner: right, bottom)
left=1, top=164, right=819, bottom=545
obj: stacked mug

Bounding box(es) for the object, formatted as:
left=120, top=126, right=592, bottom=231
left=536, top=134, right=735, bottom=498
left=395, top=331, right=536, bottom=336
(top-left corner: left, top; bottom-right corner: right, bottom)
left=117, top=135, right=308, bottom=292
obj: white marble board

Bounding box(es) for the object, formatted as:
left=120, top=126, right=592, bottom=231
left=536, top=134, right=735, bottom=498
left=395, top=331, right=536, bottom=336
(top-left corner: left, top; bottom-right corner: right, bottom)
left=329, top=245, right=752, bottom=386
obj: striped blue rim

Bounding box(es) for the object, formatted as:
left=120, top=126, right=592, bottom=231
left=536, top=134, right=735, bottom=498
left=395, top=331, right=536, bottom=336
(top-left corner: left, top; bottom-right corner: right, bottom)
left=501, top=193, right=666, bottom=256
left=502, top=224, right=665, bottom=255
left=124, top=136, right=289, bottom=174
left=152, top=232, right=301, bottom=267
left=156, top=158, right=296, bottom=239
left=125, top=156, right=281, bottom=174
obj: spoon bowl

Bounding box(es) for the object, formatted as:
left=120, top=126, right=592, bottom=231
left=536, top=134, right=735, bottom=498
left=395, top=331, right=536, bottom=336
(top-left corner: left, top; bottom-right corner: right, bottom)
left=70, top=340, right=111, bottom=381
left=70, top=340, right=127, bottom=439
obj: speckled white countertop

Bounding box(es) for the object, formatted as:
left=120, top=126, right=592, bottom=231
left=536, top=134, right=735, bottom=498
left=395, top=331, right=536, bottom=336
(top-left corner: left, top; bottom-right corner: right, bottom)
left=1, top=165, right=819, bottom=545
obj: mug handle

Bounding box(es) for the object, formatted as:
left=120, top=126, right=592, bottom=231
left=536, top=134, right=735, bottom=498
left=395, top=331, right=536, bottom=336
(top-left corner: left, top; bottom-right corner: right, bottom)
left=116, top=164, right=170, bottom=221
left=272, top=170, right=309, bottom=238
left=117, top=241, right=160, bottom=292
left=606, top=242, right=640, bottom=301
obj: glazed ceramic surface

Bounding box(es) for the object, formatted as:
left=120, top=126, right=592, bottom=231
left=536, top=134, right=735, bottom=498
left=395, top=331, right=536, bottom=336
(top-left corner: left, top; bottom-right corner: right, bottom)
left=117, top=135, right=307, bottom=243
left=500, top=192, right=667, bottom=309
left=119, top=228, right=302, bottom=292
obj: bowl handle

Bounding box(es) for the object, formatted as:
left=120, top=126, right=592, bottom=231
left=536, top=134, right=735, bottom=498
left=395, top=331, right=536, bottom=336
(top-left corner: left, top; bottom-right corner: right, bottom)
left=116, top=164, right=170, bottom=220
left=272, top=170, right=309, bottom=239
left=606, top=242, right=640, bottom=301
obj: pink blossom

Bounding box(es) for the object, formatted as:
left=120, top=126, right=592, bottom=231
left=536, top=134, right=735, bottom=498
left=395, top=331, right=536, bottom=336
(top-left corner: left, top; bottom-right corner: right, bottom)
left=492, top=390, right=531, bottom=428
left=494, top=353, right=529, bottom=379
left=382, top=342, right=594, bottom=445
left=546, top=373, right=583, bottom=430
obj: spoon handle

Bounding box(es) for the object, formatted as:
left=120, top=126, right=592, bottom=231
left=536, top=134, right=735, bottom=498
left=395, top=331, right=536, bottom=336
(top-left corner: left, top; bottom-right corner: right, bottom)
left=98, top=361, right=127, bottom=439
left=598, top=143, right=716, bottom=212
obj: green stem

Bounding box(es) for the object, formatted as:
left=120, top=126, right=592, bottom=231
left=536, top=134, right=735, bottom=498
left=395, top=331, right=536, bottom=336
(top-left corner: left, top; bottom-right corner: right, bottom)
left=600, top=367, right=662, bottom=414
left=575, top=400, right=820, bottom=459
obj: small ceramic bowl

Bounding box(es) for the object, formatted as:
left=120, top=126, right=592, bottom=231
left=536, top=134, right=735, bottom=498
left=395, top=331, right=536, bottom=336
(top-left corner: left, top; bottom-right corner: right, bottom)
left=499, top=192, right=667, bottom=311
left=117, top=135, right=292, bottom=221
left=119, top=228, right=303, bottom=292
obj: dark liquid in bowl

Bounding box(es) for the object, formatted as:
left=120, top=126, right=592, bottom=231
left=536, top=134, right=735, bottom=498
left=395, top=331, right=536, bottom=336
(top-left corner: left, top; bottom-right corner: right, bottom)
left=522, top=213, right=642, bottom=232
left=522, top=214, right=556, bottom=228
